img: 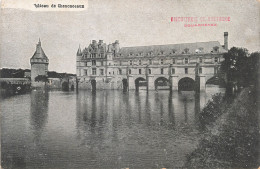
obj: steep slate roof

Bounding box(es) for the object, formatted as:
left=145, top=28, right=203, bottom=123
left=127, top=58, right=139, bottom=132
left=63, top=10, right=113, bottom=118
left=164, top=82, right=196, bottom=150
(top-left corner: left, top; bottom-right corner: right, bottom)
left=31, top=41, right=48, bottom=59
left=118, top=41, right=226, bottom=57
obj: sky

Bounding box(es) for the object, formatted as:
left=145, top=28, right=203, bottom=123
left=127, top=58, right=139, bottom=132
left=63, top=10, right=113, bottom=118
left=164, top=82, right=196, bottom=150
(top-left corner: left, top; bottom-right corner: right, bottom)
left=0, top=0, right=259, bottom=74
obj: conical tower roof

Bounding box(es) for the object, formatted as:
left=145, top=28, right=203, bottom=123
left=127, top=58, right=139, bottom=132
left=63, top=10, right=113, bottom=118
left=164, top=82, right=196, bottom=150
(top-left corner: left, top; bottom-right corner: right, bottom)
left=77, top=45, right=82, bottom=56
left=31, top=39, right=48, bottom=59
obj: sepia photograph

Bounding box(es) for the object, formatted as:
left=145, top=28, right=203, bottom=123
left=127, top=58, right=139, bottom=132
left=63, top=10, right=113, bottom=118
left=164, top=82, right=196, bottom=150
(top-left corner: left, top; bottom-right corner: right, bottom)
left=0, top=0, right=259, bottom=168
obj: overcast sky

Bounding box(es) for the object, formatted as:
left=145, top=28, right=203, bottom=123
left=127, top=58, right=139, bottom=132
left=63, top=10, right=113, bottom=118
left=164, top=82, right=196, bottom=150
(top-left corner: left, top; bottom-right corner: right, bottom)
left=0, top=0, right=259, bottom=73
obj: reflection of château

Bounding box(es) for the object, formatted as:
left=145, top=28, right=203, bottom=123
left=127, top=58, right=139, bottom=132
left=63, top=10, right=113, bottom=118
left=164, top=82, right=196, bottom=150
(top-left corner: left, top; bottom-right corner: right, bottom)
left=76, top=32, right=228, bottom=91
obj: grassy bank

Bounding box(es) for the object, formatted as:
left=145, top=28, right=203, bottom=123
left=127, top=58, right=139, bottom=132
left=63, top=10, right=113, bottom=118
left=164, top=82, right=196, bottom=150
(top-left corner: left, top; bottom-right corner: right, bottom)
left=186, top=87, right=259, bottom=168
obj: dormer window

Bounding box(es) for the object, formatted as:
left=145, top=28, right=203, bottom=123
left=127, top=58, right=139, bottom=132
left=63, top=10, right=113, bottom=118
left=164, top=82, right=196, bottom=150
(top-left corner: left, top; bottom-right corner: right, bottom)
left=184, top=48, right=189, bottom=54
left=172, top=49, right=176, bottom=54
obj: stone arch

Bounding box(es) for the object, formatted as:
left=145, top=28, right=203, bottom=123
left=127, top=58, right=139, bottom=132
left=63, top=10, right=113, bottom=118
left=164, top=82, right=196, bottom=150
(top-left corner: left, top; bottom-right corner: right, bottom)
left=178, top=77, right=195, bottom=91
left=154, top=77, right=170, bottom=90
left=135, top=77, right=146, bottom=91
left=62, top=81, right=69, bottom=91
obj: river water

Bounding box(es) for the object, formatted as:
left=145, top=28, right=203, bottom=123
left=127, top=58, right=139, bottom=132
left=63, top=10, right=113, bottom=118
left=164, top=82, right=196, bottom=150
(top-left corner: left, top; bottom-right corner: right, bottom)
left=1, top=86, right=225, bottom=169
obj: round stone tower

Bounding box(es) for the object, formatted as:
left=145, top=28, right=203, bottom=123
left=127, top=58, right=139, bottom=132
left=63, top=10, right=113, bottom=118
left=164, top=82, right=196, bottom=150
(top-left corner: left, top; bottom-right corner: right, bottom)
left=30, top=39, right=49, bottom=87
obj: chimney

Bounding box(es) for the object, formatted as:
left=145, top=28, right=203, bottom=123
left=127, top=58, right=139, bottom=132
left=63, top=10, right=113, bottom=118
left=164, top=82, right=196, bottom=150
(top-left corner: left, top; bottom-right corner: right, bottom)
left=224, top=32, right=228, bottom=50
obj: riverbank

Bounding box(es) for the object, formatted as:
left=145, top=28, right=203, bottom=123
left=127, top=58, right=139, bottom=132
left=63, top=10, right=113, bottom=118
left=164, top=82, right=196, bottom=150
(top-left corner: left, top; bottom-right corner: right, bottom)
left=185, top=87, right=259, bottom=168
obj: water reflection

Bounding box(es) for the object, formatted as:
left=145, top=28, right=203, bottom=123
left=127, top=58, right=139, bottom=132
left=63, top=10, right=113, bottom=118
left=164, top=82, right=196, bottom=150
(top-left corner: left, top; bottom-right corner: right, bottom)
left=30, top=90, right=49, bottom=146
left=2, top=87, right=225, bottom=168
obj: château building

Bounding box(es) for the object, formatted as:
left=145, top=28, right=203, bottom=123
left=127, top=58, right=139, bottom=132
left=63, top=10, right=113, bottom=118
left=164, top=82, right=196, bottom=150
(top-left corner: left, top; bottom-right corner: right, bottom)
left=76, top=32, right=228, bottom=91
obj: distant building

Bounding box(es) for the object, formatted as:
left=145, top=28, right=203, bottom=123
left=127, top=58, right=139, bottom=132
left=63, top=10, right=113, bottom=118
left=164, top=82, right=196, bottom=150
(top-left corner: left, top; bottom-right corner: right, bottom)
left=30, top=39, right=49, bottom=87
left=76, top=32, right=228, bottom=91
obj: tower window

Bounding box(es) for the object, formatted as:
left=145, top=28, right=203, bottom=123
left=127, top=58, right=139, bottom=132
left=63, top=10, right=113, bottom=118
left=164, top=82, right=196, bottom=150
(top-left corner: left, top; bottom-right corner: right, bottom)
left=161, top=68, right=164, bottom=74
left=139, top=69, right=142, bottom=74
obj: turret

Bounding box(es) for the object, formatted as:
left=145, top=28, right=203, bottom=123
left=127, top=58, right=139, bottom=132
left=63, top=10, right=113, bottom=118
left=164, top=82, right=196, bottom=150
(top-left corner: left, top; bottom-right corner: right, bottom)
left=113, top=40, right=120, bottom=53
left=224, top=32, right=228, bottom=50
left=30, top=39, right=49, bottom=85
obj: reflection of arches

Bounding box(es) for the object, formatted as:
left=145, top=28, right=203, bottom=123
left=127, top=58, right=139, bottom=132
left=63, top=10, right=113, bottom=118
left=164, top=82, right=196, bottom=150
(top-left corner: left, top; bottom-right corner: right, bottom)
left=154, top=77, right=170, bottom=90
left=135, top=77, right=146, bottom=91
left=178, top=77, right=195, bottom=91
left=71, top=84, right=74, bottom=90
left=91, top=80, right=96, bottom=91
left=62, top=81, right=69, bottom=91
left=206, top=76, right=226, bottom=88
left=122, top=79, right=128, bottom=92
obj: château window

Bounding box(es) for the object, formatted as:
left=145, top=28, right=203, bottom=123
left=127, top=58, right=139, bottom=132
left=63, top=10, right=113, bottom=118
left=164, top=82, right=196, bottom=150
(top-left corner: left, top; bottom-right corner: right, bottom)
left=85, top=70, right=88, bottom=76
left=139, top=69, right=142, bottom=74
left=161, top=68, right=164, bottom=74
left=172, top=68, right=175, bottom=74
left=199, top=58, right=203, bottom=63
left=129, top=69, right=131, bottom=74
left=101, top=61, right=103, bottom=66
left=173, top=59, right=175, bottom=64
left=185, top=68, right=188, bottom=74
left=92, top=60, right=96, bottom=66
left=149, top=59, right=152, bottom=65
left=130, top=60, right=133, bottom=65
left=100, top=69, right=104, bottom=75
left=185, top=58, right=188, bottom=64
left=119, top=69, right=122, bottom=75
left=139, top=60, right=142, bottom=65
left=161, top=59, right=164, bottom=64
left=199, top=67, right=202, bottom=74
left=92, top=68, right=96, bottom=75
left=148, top=69, right=151, bottom=74
left=214, top=57, right=218, bottom=63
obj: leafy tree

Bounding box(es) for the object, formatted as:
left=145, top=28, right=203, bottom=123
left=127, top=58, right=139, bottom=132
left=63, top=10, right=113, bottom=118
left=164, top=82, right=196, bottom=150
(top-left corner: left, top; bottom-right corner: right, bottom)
left=35, top=75, right=48, bottom=83
left=221, top=47, right=259, bottom=87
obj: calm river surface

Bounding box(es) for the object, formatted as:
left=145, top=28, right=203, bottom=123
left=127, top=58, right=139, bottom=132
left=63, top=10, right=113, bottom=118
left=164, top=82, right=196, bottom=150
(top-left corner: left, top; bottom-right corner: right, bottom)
left=1, top=87, right=225, bottom=169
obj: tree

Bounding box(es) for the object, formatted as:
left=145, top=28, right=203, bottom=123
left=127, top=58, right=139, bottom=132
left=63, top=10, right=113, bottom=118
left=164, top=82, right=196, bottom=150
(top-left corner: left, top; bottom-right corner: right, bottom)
left=221, top=47, right=259, bottom=87
left=35, top=75, right=48, bottom=83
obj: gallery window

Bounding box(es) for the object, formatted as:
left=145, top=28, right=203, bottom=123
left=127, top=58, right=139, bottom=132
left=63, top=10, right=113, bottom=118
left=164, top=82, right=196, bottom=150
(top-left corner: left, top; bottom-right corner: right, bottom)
left=139, top=69, right=142, bottom=74
left=161, top=68, right=164, bottom=74
left=185, top=68, right=188, bottom=74
left=92, top=60, right=96, bottom=66
left=100, top=69, right=104, bottom=75
left=148, top=69, right=151, bottom=74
